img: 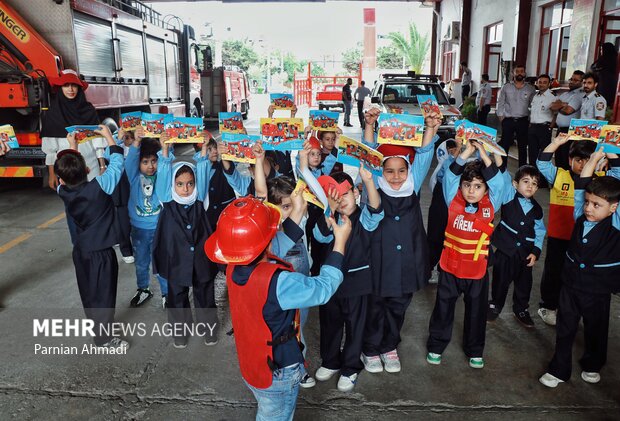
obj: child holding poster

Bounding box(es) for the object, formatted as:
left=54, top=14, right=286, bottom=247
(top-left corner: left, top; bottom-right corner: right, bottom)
left=360, top=111, right=441, bottom=374
left=217, top=141, right=279, bottom=197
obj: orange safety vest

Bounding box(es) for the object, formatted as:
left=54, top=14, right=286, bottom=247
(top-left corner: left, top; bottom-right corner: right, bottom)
left=440, top=190, right=495, bottom=279
left=226, top=258, right=296, bottom=389
left=548, top=168, right=575, bottom=240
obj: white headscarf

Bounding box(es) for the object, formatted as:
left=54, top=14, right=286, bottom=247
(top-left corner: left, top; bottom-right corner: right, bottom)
left=171, top=161, right=198, bottom=206
left=377, top=155, right=415, bottom=197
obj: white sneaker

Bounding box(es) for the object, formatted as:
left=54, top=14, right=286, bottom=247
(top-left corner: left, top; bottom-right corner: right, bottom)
left=428, top=269, right=439, bottom=285
left=581, top=371, right=601, bottom=384
left=337, top=373, right=358, bottom=392
left=161, top=295, right=167, bottom=309
left=537, top=308, right=557, bottom=326
left=121, top=255, right=135, bottom=264
left=380, top=350, right=401, bottom=373
left=539, top=372, right=564, bottom=388
left=315, top=366, right=339, bottom=381
left=360, top=353, right=383, bottom=373
left=299, top=373, right=316, bottom=389
left=99, top=337, right=130, bottom=351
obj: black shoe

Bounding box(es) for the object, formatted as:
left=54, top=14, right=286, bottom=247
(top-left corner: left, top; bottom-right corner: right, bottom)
left=130, top=288, right=153, bottom=307
left=514, top=311, right=535, bottom=328
left=173, top=336, right=188, bottom=349
left=487, top=304, right=500, bottom=322
left=344, top=123, right=353, bottom=127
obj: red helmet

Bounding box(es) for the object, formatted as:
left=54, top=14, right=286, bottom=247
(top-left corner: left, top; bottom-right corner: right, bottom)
left=308, top=136, right=321, bottom=150
left=205, top=197, right=281, bottom=265
left=377, top=144, right=416, bottom=164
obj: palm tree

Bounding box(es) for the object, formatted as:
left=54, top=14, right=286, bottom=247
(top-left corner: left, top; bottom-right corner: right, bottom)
left=387, top=23, right=430, bottom=73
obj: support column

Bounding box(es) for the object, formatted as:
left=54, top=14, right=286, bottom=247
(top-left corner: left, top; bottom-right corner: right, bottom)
left=430, top=1, right=440, bottom=74
left=459, top=0, right=472, bottom=70
left=515, top=0, right=532, bottom=66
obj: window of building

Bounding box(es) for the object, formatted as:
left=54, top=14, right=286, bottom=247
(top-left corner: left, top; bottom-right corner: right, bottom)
left=538, top=0, right=573, bottom=82
left=598, top=0, right=620, bottom=51
left=441, top=42, right=457, bottom=83
left=484, top=22, right=503, bottom=84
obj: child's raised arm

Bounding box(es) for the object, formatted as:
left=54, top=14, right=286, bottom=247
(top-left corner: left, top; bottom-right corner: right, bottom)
left=538, top=132, right=569, bottom=184
left=155, top=135, right=174, bottom=203
left=410, top=112, right=441, bottom=194
left=359, top=164, right=380, bottom=210
left=252, top=142, right=268, bottom=200
left=94, top=124, right=124, bottom=195
left=363, top=107, right=380, bottom=147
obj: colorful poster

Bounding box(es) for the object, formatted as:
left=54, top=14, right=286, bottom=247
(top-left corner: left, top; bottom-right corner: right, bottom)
left=455, top=119, right=466, bottom=143
left=260, top=118, right=304, bottom=151
left=270, top=93, right=295, bottom=110
left=140, top=113, right=171, bottom=138
left=120, top=111, right=141, bottom=131
left=417, top=94, right=443, bottom=118
left=568, top=119, right=607, bottom=141
left=599, top=125, right=620, bottom=153
left=164, top=117, right=204, bottom=143
left=309, top=110, right=340, bottom=132
left=293, top=179, right=325, bottom=210
left=336, top=135, right=383, bottom=176
left=463, top=121, right=506, bottom=156
left=377, top=113, right=424, bottom=147
left=565, top=0, right=596, bottom=78
left=219, top=112, right=245, bottom=134
left=387, top=105, right=407, bottom=114
left=0, top=124, right=20, bottom=149
left=220, top=133, right=260, bottom=164
left=65, top=125, right=100, bottom=144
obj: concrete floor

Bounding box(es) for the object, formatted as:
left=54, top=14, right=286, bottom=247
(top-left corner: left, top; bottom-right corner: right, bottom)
left=1, top=107, right=619, bottom=420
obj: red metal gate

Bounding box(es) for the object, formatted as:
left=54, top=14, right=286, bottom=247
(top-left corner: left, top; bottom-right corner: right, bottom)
left=294, top=62, right=363, bottom=108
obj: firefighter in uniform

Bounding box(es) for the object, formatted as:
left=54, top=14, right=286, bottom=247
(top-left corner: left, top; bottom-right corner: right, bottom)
left=580, top=72, right=607, bottom=120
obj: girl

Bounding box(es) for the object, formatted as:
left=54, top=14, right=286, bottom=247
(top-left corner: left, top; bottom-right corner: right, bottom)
left=153, top=134, right=218, bottom=348
left=360, top=111, right=441, bottom=374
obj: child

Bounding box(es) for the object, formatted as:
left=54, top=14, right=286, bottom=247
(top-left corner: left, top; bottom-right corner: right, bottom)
left=427, top=139, right=461, bottom=278
left=204, top=196, right=351, bottom=421
left=360, top=111, right=441, bottom=374
left=124, top=127, right=168, bottom=308
left=488, top=165, right=546, bottom=326
left=311, top=168, right=383, bottom=392
left=536, top=135, right=597, bottom=326
left=217, top=141, right=279, bottom=197
left=318, top=130, right=344, bottom=174
left=539, top=148, right=620, bottom=387
left=426, top=140, right=505, bottom=369
left=153, top=135, right=218, bottom=348
left=55, top=124, right=129, bottom=350
left=204, top=137, right=237, bottom=229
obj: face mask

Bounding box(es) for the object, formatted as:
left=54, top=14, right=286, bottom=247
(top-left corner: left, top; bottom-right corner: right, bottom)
left=515, top=75, right=525, bottom=82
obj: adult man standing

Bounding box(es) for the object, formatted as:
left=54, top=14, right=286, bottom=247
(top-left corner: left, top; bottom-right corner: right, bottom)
left=342, top=78, right=353, bottom=127
left=528, top=74, right=556, bottom=167
left=460, top=62, right=472, bottom=105
left=496, top=64, right=536, bottom=167
left=580, top=72, right=607, bottom=120
left=476, top=74, right=492, bottom=125
left=549, top=70, right=584, bottom=169
left=354, top=81, right=372, bottom=129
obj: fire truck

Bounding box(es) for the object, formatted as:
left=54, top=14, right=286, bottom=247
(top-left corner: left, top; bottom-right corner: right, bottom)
left=0, top=0, right=249, bottom=180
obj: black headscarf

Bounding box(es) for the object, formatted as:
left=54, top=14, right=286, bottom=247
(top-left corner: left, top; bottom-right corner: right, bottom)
left=40, top=87, right=99, bottom=138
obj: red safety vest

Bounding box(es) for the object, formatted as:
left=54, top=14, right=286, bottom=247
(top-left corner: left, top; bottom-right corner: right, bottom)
left=226, top=257, right=296, bottom=389
left=440, top=191, right=495, bottom=279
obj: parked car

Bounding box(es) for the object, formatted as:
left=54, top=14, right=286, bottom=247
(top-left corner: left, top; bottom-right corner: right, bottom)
left=317, top=84, right=344, bottom=111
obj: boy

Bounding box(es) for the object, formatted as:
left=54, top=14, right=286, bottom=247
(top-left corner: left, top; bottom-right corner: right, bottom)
left=204, top=196, right=351, bottom=420
left=311, top=169, right=383, bottom=392
left=426, top=140, right=505, bottom=368
left=124, top=127, right=168, bottom=308
left=488, top=165, right=546, bottom=326
left=539, top=148, right=620, bottom=387
left=204, top=137, right=237, bottom=229
left=55, top=124, right=129, bottom=350
left=536, top=134, right=597, bottom=325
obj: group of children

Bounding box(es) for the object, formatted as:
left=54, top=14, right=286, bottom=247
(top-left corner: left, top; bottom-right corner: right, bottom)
left=51, top=88, right=620, bottom=419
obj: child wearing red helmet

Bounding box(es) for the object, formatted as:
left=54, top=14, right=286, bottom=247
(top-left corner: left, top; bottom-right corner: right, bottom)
left=360, top=110, right=442, bottom=375
left=205, top=197, right=352, bottom=420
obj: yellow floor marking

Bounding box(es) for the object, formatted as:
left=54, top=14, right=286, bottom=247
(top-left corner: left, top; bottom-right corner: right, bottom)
left=0, top=212, right=65, bottom=254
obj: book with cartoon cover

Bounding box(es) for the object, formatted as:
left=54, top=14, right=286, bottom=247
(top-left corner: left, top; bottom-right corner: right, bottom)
left=0, top=124, right=20, bottom=149
left=164, top=117, right=204, bottom=143
left=220, top=133, right=260, bottom=164
left=567, top=118, right=607, bottom=141
left=120, top=111, right=141, bottom=131
left=377, top=113, right=424, bottom=147
left=417, top=94, right=443, bottom=118
left=141, top=113, right=171, bottom=138
left=270, top=93, right=295, bottom=110
left=219, top=112, right=245, bottom=134
left=336, top=135, right=383, bottom=176
left=599, top=125, right=620, bottom=153
left=65, top=125, right=101, bottom=144
left=260, top=118, right=304, bottom=151
left=293, top=179, right=325, bottom=210
left=463, top=121, right=506, bottom=156
left=309, top=110, right=339, bottom=132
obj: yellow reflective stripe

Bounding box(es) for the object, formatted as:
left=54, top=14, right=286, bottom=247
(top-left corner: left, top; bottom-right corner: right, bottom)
left=473, top=232, right=489, bottom=261
left=443, top=241, right=489, bottom=255
left=444, top=231, right=490, bottom=245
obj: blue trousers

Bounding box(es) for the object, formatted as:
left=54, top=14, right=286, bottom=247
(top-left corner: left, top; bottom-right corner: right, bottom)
left=244, top=363, right=304, bottom=421
left=131, top=227, right=168, bottom=296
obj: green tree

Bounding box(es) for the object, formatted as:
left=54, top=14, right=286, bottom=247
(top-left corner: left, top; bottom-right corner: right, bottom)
left=377, top=45, right=404, bottom=69
left=341, top=46, right=362, bottom=74
left=387, top=22, right=430, bottom=73
left=310, top=63, right=325, bottom=77
left=221, top=40, right=259, bottom=72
